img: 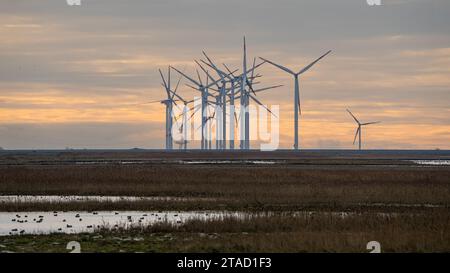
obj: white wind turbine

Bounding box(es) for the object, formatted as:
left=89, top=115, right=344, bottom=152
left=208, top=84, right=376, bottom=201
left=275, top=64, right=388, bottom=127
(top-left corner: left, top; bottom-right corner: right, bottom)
left=170, top=66, right=224, bottom=150
left=158, top=67, right=183, bottom=150
left=201, top=40, right=266, bottom=150
left=171, top=93, right=195, bottom=151
left=347, top=109, right=380, bottom=150
left=260, top=50, right=332, bottom=150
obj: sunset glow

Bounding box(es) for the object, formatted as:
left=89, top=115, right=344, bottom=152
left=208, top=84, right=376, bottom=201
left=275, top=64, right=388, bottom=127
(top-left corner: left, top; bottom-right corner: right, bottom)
left=1, top=1, right=449, bottom=149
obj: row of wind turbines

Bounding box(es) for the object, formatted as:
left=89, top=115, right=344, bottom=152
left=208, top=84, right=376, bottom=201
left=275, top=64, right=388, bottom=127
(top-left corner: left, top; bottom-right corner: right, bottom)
left=151, top=37, right=380, bottom=151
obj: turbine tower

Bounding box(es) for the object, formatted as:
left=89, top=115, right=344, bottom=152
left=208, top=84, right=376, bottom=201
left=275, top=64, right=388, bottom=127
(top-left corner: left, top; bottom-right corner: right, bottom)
left=347, top=109, right=380, bottom=150
left=260, top=50, right=331, bottom=150
left=158, top=67, right=182, bottom=150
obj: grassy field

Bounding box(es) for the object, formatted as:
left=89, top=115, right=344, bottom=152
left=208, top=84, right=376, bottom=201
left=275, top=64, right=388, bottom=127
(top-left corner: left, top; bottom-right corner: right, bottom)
left=0, top=164, right=449, bottom=211
left=0, top=150, right=449, bottom=252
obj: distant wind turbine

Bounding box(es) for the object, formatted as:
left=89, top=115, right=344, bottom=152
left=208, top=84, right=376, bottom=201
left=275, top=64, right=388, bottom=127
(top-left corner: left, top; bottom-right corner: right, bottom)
left=158, top=67, right=183, bottom=150
left=347, top=109, right=380, bottom=150
left=260, top=50, right=332, bottom=150
left=170, top=66, right=224, bottom=150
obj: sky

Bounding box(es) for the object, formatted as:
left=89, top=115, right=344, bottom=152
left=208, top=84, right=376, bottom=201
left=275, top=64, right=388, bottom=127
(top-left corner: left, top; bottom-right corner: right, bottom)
left=0, top=0, right=449, bottom=149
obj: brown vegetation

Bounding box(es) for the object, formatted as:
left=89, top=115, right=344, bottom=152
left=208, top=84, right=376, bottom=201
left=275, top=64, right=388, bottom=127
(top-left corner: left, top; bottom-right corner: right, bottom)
left=0, top=164, right=449, bottom=211
left=2, top=211, right=448, bottom=252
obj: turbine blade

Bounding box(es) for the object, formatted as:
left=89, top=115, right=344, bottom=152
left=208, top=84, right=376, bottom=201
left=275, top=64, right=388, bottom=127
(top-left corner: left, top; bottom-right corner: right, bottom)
left=168, top=66, right=171, bottom=88
left=129, top=100, right=162, bottom=106
left=347, top=109, right=360, bottom=124
left=235, top=61, right=265, bottom=80
left=223, top=63, right=237, bottom=77
left=200, top=60, right=226, bottom=81
left=253, top=85, right=284, bottom=93
left=297, top=50, right=332, bottom=75
left=259, top=57, right=295, bottom=75
left=185, top=83, right=200, bottom=91
left=246, top=79, right=257, bottom=96
left=243, top=36, right=247, bottom=72
left=170, top=75, right=183, bottom=101
left=250, top=57, right=257, bottom=83
left=361, top=121, right=381, bottom=126
left=169, top=89, right=186, bottom=105
left=246, top=58, right=258, bottom=96
left=298, top=93, right=301, bottom=116
left=249, top=94, right=278, bottom=118
left=353, top=127, right=360, bottom=145
left=159, top=69, right=168, bottom=89
left=196, top=69, right=203, bottom=86
left=206, top=70, right=236, bottom=88
left=159, top=69, right=170, bottom=98
left=196, top=60, right=220, bottom=88
left=173, top=74, right=182, bottom=93
left=170, top=66, right=201, bottom=86
left=202, top=51, right=227, bottom=79
left=187, top=104, right=202, bottom=122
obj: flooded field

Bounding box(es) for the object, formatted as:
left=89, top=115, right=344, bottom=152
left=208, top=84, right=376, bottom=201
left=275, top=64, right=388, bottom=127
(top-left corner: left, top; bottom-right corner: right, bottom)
left=0, top=195, right=213, bottom=203
left=0, top=210, right=243, bottom=236
left=411, top=160, right=450, bottom=166
left=176, top=160, right=281, bottom=165
left=0, top=150, right=448, bottom=252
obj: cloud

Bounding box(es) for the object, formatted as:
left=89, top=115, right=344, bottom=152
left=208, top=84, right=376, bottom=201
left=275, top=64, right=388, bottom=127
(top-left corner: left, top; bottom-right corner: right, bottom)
left=0, top=122, right=164, bottom=149
left=0, top=0, right=449, bottom=149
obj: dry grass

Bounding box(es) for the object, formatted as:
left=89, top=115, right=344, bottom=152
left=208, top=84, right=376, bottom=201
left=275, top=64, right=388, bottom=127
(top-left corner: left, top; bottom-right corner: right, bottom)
left=1, top=151, right=448, bottom=253
left=0, top=164, right=449, bottom=211
left=109, top=210, right=450, bottom=252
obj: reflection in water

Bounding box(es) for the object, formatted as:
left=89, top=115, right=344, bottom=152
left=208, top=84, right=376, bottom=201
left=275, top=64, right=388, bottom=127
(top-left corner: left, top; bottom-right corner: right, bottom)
left=1, top=207, right=434, bottom=236
left=177, top=160, right=280, bottom=165
left=0, top=211, right=244, bottom=236
left=0, top=195, right=213, bottom=203
left=410, top=160, right=450, bottom=166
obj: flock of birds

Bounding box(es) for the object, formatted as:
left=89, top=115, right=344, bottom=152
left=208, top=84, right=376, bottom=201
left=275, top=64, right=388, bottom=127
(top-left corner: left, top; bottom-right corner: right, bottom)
left=6, top=211, right=211, bottom=236
left=10, top=212, right=95, bottom=235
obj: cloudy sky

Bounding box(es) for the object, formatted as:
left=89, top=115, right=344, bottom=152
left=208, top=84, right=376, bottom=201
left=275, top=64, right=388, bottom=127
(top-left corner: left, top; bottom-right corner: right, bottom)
left=1, top=0, right=449, bottom=149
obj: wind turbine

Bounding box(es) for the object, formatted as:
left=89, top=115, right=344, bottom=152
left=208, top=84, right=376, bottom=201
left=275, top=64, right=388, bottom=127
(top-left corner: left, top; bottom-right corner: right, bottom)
left=201, top=53, right=230, bottom=150
left=170, top=66, right=224, bottom=150
left=158, top=67, right=183, bottom=150
left=172, top=93, right=195, bottom=151
left=347, top=109, right=380, bottom=150
left=260, top=50, right=332, bottom=150
left=195, top=60, right=227, bottom=150
left=201, top=48, right=265, bottom=150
